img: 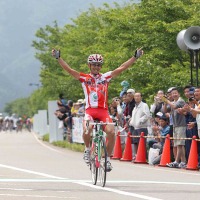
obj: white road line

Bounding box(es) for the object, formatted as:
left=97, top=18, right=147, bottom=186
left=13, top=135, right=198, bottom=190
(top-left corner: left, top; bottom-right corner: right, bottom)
left=74, top=181, right=163, bottom=200
left=0, top=178, right=200, bottom=186
left=0, top=193, right=77, bottom=199
left=1, top=163, right=200, bottom=200
left=0, top=187, right=33, bottom=191
left=10, top=132, right=198, bottom=200
left=0, top=164, right=66, bottom=180
left=32, top=131, right=200, bottom=178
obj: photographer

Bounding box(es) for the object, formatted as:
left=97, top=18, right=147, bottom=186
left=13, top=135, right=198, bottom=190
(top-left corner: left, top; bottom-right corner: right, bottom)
left=164, top=88, right=187, bottom=168
left=150, top=90, right=165, bottom=117
left=183, top=86, right=200, bottom=167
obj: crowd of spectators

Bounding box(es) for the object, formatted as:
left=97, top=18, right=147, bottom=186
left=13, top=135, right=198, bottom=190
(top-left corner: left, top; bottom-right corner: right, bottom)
left=54, top=93, right=86, bottom=142
left=54, top=83, right=200, bottom=169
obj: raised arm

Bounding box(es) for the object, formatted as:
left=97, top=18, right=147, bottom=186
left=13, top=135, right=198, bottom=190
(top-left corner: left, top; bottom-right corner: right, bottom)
left=111, top=48, right=143, bottom=78
left=52, top=49, right=80, bottom=80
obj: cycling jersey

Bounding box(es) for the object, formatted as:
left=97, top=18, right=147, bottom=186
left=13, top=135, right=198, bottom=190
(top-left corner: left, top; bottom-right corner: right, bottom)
left=79, top=71, right=112, bottom=109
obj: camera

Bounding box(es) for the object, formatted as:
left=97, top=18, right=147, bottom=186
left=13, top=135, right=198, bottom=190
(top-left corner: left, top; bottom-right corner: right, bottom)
left=189, top=97, right=195, bottom=102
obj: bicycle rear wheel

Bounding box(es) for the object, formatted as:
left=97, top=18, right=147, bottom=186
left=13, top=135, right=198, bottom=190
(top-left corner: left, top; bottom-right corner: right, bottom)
left=90, top=143, right=98, bottom=185
left=99, top=137, right=107, bottom=187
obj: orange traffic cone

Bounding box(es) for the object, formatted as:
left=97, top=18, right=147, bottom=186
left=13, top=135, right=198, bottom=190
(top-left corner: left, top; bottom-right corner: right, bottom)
left=186, top=136, right=198, bottom=170
left=134, top=132, right=148, bottom=164
left=159, top=134, right=171, bottom=167
left=112, top=131, right=122, bottom=159
left=120, top=131, right=132, bottom=161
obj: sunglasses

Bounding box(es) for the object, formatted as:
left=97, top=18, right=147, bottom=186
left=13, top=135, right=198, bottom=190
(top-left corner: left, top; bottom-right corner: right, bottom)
left=91, top=63, right=102, bottom=67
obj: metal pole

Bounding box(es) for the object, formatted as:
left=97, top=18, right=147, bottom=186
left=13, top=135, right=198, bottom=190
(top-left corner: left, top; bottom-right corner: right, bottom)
left=189, top=50, right=194, bottom=86
left=196, top=50, right=200, bottom=86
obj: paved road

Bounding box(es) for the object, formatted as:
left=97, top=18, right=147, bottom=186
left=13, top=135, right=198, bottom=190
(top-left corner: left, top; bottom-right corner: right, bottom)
left=0, top=130, right=200, bottom=200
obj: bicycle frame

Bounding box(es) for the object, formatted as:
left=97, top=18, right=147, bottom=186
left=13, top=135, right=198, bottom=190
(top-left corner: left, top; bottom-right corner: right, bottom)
left=92, top=123, right=104, bottom=168
left=88, top=120, right=116, bottom=187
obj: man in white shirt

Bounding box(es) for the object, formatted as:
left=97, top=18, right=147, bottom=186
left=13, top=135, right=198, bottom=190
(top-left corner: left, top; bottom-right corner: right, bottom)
left=129, top=92, right=150, bottom=161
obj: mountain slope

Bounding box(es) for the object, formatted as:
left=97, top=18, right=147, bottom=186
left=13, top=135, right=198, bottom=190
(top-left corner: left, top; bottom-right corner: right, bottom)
left=0, top=0, right=135, bottom=110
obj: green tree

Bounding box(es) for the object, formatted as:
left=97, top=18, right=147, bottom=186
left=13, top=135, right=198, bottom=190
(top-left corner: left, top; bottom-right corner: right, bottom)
left=32, top=0, right=200, bottom=107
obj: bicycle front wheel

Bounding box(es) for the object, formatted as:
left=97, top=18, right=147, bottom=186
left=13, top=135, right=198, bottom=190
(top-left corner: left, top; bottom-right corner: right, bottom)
left=99, top=137, right=107, bottom=187
left=90, top=142, right=98, bottom=185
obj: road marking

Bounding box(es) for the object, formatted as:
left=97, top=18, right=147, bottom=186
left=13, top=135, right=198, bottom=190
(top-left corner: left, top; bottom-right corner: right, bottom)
left=3, top=132, right=199, bottom=200
left=0, top=193, right=77, bottom=199
left=1, top=163, right=200, bottom=200
left=0, top=178, right=200, bottom=186
left=32, top=131, right=200, bottom=178
left=0, top=164, right=66, bottom=180
left=0, top=187, right=33, bottom=191
left=74, top=181, right=163, bottom=200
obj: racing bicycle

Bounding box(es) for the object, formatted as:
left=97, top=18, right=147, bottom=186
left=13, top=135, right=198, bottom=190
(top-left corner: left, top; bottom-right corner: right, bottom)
left=87, top=120, right=116, bottom=187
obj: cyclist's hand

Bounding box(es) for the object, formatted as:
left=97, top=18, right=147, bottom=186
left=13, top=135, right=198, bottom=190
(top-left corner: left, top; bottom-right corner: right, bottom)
left=134, top=47, right=143, bottom=59
left=52, top=48, right=60, bottom=59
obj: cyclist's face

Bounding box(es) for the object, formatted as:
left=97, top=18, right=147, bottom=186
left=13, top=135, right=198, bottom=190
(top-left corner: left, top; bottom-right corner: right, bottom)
left=89, top=62, right=102, bottom=75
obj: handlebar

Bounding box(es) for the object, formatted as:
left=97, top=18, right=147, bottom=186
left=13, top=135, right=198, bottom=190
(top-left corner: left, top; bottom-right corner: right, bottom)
left=89, top=122, right=116, bottom=126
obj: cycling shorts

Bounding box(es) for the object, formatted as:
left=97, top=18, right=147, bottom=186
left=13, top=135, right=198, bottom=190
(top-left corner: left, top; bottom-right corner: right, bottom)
left=84, top=108, right=112, bottom=123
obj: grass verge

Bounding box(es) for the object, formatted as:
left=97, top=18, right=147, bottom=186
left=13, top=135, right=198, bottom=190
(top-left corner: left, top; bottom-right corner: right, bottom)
left=42, top=133, right=84, bottom=152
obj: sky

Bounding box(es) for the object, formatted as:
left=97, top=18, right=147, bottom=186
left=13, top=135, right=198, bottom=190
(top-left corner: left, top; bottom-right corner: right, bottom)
left=0, top=0, right=138, bottom=111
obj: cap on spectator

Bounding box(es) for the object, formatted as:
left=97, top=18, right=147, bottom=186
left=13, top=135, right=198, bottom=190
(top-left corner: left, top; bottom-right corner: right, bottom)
left=127, top=88, right=135, bottom=94
left=159, top=114, right=168, bottom=121
left=156, top=112, right=163, bottom=117
left=167, top=87, right=176, bottom=93
left=76, top=99, right=84, bottom=104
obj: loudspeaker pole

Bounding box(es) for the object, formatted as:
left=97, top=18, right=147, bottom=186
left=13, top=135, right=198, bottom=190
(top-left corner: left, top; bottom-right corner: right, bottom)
left=176, top=26, right=200, bottom=87
left=189, top=50, right=194, bottom=86
left=195, top=50, right=200, bottom=86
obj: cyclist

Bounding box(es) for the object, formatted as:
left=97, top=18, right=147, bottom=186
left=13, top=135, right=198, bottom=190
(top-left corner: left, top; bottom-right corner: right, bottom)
left=52, top=48, right=143, bottom=171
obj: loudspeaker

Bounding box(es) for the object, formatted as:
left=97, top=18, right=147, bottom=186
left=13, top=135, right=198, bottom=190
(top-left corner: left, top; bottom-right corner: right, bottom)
left=184, top=26, right=200, bottom=50
left=176, top=29, right=188, bottom=51
left=177, top=26, right=200, bottom=51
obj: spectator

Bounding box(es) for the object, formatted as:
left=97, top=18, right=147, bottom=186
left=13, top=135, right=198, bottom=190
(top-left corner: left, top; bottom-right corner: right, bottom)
left=129, top=92, right=151, bottom=161
left=121, top=92, right=128, bottom=112
left=148, top=111, right=163, bottom=148
left=151, top=113, right=170, bottom=165
left=162, top=87, right=175, bottom=160
left=150, top=90, right=165, bottom=117
left=57, top=93, right=68, bottom=112
left=124, top=88, right=136, bottom=157
left=184, top=86, right=200, bottom=167
left=110, top=97, right=119, bottom=121
left=165, top=88, right=187, bottom=168
left=126, top=88, right=136, bottom=117
left=76, top=99, right=85, bottom=116
left=162, top=87, right=175, bottom=136
left=71, top=102, right=80, bottom=116
left=109, top=105, right=117, bottom=121
left=181, top=86, right=198, bottom=162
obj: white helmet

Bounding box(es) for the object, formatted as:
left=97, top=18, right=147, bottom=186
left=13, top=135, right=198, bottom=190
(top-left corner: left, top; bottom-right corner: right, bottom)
left=87, top=54, right=104, bottom=64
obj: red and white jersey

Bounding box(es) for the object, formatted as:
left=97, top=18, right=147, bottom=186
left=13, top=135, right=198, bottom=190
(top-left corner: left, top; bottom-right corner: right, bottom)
left=79, top=71, right=112, bottom=109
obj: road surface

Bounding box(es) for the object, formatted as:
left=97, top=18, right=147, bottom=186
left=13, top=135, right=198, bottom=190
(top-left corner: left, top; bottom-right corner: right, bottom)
left=0, top=130, right=200, bottom=200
